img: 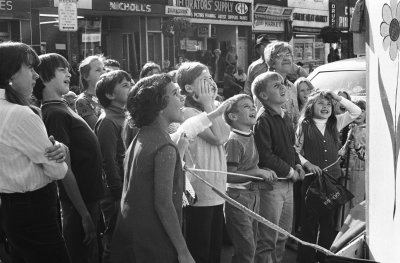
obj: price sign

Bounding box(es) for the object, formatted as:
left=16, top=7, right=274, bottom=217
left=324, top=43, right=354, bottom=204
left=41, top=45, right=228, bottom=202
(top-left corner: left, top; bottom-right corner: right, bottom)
left=58, top=0, right=77, bottom=32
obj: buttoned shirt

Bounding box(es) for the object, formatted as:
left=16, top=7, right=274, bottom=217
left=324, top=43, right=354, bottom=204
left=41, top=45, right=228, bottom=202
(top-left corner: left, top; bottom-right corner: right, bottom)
left=0, top=89, right=67, bottom=193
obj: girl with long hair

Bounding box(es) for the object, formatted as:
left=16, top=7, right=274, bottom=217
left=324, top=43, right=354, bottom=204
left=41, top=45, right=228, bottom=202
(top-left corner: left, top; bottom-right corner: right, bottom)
left=295, top=90, right=361, bottom=263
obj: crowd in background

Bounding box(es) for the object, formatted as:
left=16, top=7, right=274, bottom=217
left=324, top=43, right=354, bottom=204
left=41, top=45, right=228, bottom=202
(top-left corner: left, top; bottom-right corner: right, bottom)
left=0, top=36, right=366, bottom=263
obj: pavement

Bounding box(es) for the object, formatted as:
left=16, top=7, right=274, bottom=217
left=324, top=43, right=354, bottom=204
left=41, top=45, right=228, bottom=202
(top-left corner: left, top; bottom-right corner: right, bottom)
left=221, top=244, right=298, bottom=263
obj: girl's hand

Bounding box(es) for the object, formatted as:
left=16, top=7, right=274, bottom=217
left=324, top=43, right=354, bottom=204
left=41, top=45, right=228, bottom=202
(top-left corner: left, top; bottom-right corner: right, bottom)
left=45, top=136, right=67, bottom=163
left=176, top=132, right=190, bottom=158
left=326, top=91, right=342, bottom=102
left=304, top=162, right=322, bottom=176
left=208, top=99, right=234, bottom=120
left=193, top=78, right=214, bottom=108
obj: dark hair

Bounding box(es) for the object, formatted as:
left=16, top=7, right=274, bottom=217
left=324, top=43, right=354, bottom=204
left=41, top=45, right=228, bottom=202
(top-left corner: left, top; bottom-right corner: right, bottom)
left=104, top=59, right=120, bottom=68
left=33, top=53, right=70, bottom=100
left=0, top=42, right=40, bottom=106
left=298, top=91, right=339, bottom=145
left=96, top=70, right=132, bottom=108
left=355, top=100, right=366, bottom=111
left=224, top=94, right=253, bottom=127
left=126, top=73, right=172, bottom=128
left=139, top=62, right=161, bottom=79
left=79, top=55, right=104, bottom=91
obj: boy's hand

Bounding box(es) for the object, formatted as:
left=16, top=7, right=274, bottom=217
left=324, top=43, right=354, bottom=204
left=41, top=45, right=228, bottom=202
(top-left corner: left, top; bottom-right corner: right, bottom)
left=193, top=78, right=214, bottom=108
left=258, top=168, right=278, bottom=182
left=304, top=162, right=322, bottom=176
left=295, top=164, right=305, bottom=180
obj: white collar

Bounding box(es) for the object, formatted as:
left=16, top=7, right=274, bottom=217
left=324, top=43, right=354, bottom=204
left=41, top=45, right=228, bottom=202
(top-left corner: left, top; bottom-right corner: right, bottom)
left=232, top=128, right=252, bottom=136
left=313, top=118, right=328, bottom=125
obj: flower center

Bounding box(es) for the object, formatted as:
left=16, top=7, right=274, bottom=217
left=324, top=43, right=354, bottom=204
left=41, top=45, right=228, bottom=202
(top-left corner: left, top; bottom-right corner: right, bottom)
left=389, top=19, right=400, bottom=42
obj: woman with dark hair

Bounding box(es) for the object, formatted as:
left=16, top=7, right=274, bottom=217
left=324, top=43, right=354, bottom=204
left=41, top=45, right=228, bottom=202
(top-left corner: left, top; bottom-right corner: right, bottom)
left=0, top=42, right=71, bottom=262
left=75, top=55, right=105, bottom=129
left=111, top=74, right=194, bottom=263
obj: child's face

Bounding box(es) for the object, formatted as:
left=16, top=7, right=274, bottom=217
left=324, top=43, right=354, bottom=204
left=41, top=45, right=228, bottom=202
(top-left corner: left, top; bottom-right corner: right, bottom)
left=313, top=97, right=332, bottom=119
left=231, top=98, right=257, bottom=128
left=298, top=82, right=312, bottom=105
left=191, top=69, right=217, bottom=96
left=163, top=82, right=185, bottom=124
left=354, top=110, right=366, bottom=125
left=85, top=59, right=105, bottom=87
left=47, top=67, right=71, bottom=96
left=111, top=77, right=131, bottom=107
left=263, top=76, right=287, bottom=105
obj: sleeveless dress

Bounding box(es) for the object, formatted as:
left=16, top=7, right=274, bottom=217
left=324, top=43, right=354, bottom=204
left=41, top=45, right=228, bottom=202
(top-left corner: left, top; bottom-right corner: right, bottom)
left=110, top=125, right=183, bottom=263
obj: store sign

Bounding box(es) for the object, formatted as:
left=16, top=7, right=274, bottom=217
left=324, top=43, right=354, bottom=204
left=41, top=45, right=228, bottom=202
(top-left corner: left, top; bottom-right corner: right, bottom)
left=293, top=13, right=327, bottom=23
left=0, top=0, right=30, bottom=18
left=109, top=2, right=151, bottom=12
left=165, top=5, right=191, bottom=16
left=329, top=0, right=357, bottom=29
left=58, top=0, right=78, bottom=32
left=82, top=33, right=101, bottom=43
left=253, top=19, right=284, bottom=32
left=175, top=0, right=252, bottom=25
left=254, top=4, right=292, bottom=16
left=54, top=0, right=92, bottom=9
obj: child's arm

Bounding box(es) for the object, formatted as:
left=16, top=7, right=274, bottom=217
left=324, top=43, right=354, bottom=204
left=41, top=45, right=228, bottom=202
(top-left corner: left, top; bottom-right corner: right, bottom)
left=227, top=165, right=277, bottom=183
left=328, top=91, right=362, bottom=130
left=154, top=145, right=194, bottom=263
left=295, top=124, right=322, bottom=175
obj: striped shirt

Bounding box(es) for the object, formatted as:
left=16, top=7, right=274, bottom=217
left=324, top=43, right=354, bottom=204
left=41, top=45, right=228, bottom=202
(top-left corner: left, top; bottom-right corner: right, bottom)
left=0, top=89, right=67, bottom=193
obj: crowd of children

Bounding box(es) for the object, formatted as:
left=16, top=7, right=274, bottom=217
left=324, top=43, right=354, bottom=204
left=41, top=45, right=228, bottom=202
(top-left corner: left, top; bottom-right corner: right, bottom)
left=0, top=40, right=366, bottom=263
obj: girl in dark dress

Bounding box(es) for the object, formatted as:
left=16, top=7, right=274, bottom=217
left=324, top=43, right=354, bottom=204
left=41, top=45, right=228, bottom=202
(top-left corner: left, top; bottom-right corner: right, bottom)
left=110, top=74, right=194, bottom=263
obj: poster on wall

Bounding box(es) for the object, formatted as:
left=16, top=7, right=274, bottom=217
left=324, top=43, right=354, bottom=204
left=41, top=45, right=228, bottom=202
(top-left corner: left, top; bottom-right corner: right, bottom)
left=367, top=0, right=400, bottom=262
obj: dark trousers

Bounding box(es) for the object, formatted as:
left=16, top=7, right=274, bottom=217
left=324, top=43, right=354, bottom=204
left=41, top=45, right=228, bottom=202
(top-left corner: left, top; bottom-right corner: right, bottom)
left=297, top=176, right=335, bottom=263
left=100, top=189, right=119, bottom=263
left=61, top=200, right=100, bottom=263
left=0, top=182, right=71, bottom=263
left=185, top=204, right=224, bottom=263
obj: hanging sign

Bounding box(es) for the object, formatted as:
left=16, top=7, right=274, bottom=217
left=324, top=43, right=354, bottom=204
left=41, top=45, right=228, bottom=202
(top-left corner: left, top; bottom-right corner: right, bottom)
left=58, top=0, right=78, bottom=32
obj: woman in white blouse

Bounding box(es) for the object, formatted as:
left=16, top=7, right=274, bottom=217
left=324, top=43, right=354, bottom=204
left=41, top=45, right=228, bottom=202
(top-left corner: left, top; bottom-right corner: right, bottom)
left=0, top=42, right=71, bottom=262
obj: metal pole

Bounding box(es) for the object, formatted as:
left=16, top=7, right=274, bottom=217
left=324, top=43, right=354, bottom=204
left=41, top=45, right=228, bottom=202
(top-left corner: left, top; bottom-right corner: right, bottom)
left=347, top=0, right=351, bottom=58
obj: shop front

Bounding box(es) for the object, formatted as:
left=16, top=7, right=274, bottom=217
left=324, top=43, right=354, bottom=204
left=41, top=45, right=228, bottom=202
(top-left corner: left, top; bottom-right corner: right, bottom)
left=290, top=0, right=329, bottom=70
left=0, top=0, right=31, bottom=47
left=169, top=0, right=253, bottom=70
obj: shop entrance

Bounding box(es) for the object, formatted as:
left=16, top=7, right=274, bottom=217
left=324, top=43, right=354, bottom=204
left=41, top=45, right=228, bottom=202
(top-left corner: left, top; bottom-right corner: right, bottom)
left=147, top=32, right=162, bottom=66
left=122, top=33, right=140, bottom=79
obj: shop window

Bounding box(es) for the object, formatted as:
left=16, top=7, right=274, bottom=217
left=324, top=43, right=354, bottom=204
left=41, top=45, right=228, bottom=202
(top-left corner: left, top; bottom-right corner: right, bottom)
left=294, top=38, right=314, bottom=61
left=148, top=32, right=162, bottom=65
left=238, top=26, right=247, bottom=37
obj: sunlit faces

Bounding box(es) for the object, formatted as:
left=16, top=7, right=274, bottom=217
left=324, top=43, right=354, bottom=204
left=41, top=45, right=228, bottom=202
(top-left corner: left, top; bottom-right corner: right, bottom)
left=263, top=75, right=287, bottom=105
left=85, top=59, right=105, bottom=87
left=190, top=69, right=217, bottom=96
left=298, top=82, right=312, bottom=105
left=47, top=67, right=71, bottom=96
left=10, top=64, right=39, bottom=99
left=313, top=97, right=333, bottom=119
left=162, top=82, right=185, bottom=123
left=109, top=78, right=131, bottom=107
left=230, top=98, right=257, bottom=127
left=274, top=49, right=293, bottom=74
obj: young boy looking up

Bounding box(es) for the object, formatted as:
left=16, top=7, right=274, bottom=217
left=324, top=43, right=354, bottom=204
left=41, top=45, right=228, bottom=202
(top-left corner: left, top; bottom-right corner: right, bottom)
left=94, top=70, right=132, bottom=263
left=251, top=71, right=305, bottom=263
left=33, top=53, right=104, bottom=263
left=223, top=94, right=277, bottom=263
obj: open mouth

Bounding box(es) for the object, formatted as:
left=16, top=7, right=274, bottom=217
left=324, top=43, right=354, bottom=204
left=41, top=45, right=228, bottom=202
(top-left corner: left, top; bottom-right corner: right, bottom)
left=64, top=80, right=70, bottom=85
left=321, top=110, right=329, bottom=114
left=249, top=113, right=256, bottom=118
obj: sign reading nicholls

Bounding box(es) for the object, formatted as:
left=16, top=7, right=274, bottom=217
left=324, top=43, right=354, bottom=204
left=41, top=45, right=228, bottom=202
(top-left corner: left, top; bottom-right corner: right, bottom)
left=175, top=0, right=252, bottom=25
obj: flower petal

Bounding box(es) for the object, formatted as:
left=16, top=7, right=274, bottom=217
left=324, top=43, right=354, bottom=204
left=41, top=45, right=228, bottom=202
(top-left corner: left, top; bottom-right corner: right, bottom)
left=383, top=35, right=391, bottom=51
left=390, top=39, right=398, bottom=60
left=392, top=0, right=398, bottom=17
left=381, top=22, right=390, bottom=37
left=396, top=32, right=400, bottom=50
left=383, top=4, right=393, bottom=24
left=397, top=1, right=400, bottom=21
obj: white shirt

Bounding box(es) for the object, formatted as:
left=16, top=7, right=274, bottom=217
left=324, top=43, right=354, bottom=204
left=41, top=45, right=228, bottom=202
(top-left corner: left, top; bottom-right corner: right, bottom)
left=0, top=89, right=67, bottom=193
left=295, top=97, right=362, bottom=165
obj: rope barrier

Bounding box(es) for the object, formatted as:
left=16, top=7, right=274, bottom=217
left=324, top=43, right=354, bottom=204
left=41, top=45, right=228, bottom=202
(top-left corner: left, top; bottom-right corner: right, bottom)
left=183, top=167, right=336, bottom=256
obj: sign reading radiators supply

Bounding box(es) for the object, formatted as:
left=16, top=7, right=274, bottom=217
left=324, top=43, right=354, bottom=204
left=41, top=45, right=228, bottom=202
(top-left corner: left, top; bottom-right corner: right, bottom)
left=58, top=0, right=78, bottom=32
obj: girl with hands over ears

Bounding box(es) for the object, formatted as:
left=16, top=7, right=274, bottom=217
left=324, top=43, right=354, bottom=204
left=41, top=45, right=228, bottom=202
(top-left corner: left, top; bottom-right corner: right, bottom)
left=295, top=90, right=361, bottom=263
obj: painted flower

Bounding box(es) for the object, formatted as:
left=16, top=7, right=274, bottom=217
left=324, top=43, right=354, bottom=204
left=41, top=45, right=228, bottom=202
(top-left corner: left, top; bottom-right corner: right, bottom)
left=381, top=0, right=400, bottom=60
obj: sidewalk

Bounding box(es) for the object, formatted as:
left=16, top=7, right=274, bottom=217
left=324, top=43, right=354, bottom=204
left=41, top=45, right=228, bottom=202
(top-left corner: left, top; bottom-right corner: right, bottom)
left=221, top=244, right=298, bottom=263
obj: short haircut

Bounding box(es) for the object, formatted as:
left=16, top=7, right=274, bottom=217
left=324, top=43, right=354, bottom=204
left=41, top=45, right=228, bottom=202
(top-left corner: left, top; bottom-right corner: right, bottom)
left=251, top=72, right=283, bottom=101
left=355, top=100, right=366, bottom=111
left=33, top=53, right=70, bottom=100
left=126, top=73, right=172, bottom=127
left=139, top=62, right=161, bottom=79
left=176, top=61, right=208, bottom=95
left=104, top=59, right=120, bottom=68
left=95, top=70, right=132, bottom=108
left=224, top=94, right=253, bottom=127
left=264, top=41, right=293, bottom=69
left=79, top=55, right=105, bottom=91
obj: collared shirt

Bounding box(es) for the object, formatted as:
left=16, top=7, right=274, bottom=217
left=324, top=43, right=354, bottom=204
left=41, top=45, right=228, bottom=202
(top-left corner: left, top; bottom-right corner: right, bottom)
left=0, top=89, right=67, bottom=193
left=254, top=104, right=301, bottom=178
